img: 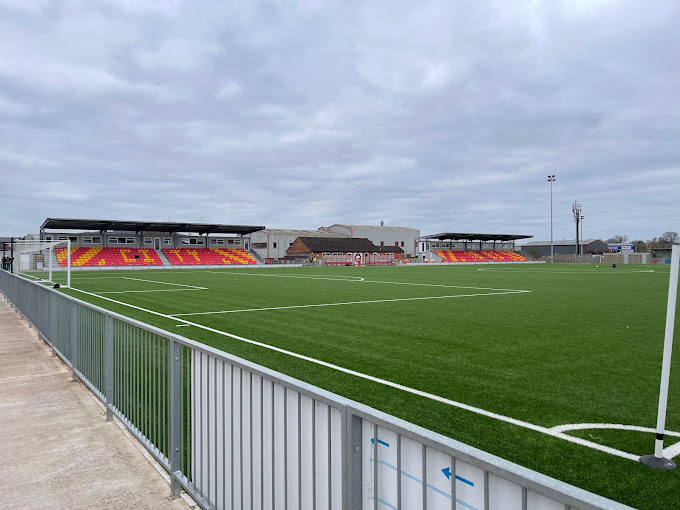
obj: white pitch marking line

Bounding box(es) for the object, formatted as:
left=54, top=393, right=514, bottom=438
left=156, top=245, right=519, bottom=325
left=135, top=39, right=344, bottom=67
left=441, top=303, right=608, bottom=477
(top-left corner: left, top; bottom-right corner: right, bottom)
left=478, top=268, right=655, bottom=274
left=70, top=276, right=131, bottom=280
left=551, top=423, right=680, bottom=437
left=208, top=272, right=366, bottom=282
left=663, top=440, right=680, bottom=460
left=121, top=276, right=206, bottom=289
left=67, top=286, right=644, bottom=462
left=96, top=288, right=207, bottom=295
left=170, top=290, right=527, bottom=316
left=210, top=271, right=530, bottom=293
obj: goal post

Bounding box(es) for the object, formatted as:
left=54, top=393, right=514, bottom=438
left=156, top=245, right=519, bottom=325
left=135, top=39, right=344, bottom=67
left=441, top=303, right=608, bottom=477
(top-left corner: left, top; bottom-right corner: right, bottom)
left=10, top=239, right=71, bottom=288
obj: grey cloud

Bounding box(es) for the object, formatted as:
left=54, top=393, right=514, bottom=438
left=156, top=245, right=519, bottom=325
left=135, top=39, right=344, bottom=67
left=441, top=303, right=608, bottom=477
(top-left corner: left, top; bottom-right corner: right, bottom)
left=0, top=0, right=678, bottom=241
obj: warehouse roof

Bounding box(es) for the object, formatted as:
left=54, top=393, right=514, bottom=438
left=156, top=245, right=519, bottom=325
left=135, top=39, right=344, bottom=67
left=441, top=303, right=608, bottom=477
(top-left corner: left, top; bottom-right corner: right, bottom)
left=256, top=229, right=346, bottom=237
left=421, top=232, right=532, bottom=242
left=291, top=237, right=378, bottom=253
left=522, top=239, right=603, bottom=246
left=326, top=224, right=419, bottom=232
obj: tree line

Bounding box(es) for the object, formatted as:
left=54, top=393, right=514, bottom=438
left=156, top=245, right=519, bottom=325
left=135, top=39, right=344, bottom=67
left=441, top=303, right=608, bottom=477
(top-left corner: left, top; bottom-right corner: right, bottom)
left=606, top=232, right=679, bottom=252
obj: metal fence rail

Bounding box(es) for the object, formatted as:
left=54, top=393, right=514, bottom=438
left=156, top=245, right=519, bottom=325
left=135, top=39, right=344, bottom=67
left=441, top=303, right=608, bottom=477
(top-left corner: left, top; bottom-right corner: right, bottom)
left=0, top=269, right=633, bottom=510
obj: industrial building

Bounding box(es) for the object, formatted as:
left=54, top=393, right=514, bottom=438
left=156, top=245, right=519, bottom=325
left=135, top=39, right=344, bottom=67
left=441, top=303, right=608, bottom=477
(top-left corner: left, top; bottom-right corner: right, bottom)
left=249, top=229, right=346, bottom=262
left=319, top=224, right=420, bottom=256
left=520, top=239, right=608, bottom=258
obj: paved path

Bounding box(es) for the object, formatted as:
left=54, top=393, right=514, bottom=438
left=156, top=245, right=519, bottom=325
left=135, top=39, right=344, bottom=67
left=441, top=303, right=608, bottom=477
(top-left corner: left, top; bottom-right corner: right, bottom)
left=0, top=296, right=192, bottom=510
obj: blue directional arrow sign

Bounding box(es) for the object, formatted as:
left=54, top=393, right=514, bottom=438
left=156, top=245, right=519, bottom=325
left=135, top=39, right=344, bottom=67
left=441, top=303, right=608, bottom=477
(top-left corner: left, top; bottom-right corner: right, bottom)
left=442, top=467, right=474, bottom=487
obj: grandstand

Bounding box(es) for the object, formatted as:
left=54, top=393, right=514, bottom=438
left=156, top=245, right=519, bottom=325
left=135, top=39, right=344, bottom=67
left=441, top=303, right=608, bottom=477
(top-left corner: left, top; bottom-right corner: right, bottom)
left=39, top=218, right=264, bottom=268
left=418, top=232, right=532, bottom=263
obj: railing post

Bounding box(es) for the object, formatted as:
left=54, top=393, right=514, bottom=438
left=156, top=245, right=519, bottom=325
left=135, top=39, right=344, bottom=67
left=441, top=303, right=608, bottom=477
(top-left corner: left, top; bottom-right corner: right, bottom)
left=105, top=315, right=114, bottom=422
left=169, top=339, right=184, bottom=498
left=70, top=302, right=78, bottom=381
left=49, top=291, right=57, bottom=356
left=345, top=408, right=363, bottom=510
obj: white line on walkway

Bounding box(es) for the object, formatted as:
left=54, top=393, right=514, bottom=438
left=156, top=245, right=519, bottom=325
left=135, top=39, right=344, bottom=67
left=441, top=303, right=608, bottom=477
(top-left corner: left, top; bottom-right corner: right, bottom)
left=67, top=286, right=645, bottom=462
left=170, top=290, right=526, bottom=316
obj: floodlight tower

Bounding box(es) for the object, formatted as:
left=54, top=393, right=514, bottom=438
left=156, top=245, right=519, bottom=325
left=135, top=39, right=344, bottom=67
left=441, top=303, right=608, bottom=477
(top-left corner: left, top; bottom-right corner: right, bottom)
left=572, top=201, right=582, bottom=255
left=548, top=175, right=556, bottom=262
left=581, top=215, right=584, bottom=253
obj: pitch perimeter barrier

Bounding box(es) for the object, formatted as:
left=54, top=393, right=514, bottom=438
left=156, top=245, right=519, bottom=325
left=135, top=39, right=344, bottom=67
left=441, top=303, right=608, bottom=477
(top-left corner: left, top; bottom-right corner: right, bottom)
left=0, top=269, right=633, bottom=510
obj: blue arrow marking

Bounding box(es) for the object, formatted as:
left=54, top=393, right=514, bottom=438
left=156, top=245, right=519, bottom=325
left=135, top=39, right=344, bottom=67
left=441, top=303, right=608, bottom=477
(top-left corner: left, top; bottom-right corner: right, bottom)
left=370, top=438, right=390, bottom=447
left=369, top=458, right=478, bottom=510
left=442, top=467, right=474, bottom=486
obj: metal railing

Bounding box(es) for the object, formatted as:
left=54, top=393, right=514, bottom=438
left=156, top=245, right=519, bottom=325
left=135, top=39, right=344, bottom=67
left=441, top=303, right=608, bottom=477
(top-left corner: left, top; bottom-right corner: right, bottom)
left=0, top=269, right=633, bottom=510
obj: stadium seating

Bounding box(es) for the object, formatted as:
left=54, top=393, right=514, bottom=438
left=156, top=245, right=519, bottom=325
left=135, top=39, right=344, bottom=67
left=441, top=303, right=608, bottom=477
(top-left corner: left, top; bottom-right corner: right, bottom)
left=434, top=250, right=490, bottom=262
left=162, top=248, right=257, bottom=266
left=55, top=247, right=163, bottom=267
left=479, top=250, right=528, bottom=262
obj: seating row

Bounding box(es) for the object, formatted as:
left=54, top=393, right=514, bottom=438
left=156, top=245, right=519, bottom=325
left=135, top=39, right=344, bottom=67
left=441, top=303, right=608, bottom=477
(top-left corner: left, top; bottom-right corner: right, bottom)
left=55, top=247, right=163, bottom=267
left=434, top=250, right=527, bottom=263
left=479, top=250, right=528, bottom=262
left=162, top=248, right=257, bottom=265
left=434, top=250, right=490, bottom=262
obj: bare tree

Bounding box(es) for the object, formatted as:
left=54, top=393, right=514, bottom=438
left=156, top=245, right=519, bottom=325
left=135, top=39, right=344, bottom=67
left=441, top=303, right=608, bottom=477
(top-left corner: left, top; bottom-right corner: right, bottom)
left=606, top=235, right=628, bottom=243
left=660, top=231, right=680, bottom=245
left=634, top=240, right=648, bottom=252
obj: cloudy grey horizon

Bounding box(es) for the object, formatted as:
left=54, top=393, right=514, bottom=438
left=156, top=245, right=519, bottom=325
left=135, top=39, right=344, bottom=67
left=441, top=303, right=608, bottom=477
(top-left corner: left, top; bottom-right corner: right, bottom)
left=1, top=0, right=678, bottom=244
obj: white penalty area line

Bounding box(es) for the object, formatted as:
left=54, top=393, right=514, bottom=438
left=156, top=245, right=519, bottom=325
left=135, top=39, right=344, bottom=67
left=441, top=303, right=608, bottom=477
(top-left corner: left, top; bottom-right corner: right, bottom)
left=170, top=290, right=527, bottom=316
left=79, top=276, right=208, bottom=295
left=96, top=288, right=207, bottom=295
left=211, top=271, right=530, bottom=293
left=67, top=285, right=647, bottom=463
left=121, top=277, right=206, bottom=289
left=478, top=268, right=655, bottom=274
left=208, top=272, right=367, bottom=283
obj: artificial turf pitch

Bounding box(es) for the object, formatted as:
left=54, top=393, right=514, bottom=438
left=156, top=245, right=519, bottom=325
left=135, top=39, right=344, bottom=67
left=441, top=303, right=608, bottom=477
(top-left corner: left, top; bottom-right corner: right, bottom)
left=59, top=263, right=680, bottom=509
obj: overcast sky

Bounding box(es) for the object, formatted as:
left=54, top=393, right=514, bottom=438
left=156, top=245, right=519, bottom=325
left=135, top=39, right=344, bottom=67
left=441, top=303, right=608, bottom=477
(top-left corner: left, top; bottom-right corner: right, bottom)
left=1, top=0, right=678, bottom=243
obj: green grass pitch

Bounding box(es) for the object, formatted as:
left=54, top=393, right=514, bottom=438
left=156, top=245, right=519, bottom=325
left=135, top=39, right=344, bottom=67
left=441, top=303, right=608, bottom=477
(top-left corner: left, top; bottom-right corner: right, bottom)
left=60, top=263, right=680, bottom=509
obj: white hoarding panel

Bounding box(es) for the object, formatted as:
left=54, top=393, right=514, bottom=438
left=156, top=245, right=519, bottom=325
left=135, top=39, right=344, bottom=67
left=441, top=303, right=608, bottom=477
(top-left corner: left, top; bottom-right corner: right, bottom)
left=455, top=461, right=485, bottom=510
left=426, top=447, right=454, bottom=510
left=488, top=473, right=522, bottom=510
left=400, top=435, right=424, bottom=510
left=527, top=490, right=565, bottom=510
left=314, top=401, right=332, bottom=510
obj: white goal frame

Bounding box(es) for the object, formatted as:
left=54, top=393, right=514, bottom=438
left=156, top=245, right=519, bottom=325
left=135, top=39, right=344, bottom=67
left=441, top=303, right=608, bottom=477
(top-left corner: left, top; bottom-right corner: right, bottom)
left=11, top=239, right=71, bottom=287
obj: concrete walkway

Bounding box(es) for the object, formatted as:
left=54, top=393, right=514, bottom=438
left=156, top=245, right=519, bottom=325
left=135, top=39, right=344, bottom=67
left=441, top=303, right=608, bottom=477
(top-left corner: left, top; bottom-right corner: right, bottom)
left=0, top=296, right=193, bottom=510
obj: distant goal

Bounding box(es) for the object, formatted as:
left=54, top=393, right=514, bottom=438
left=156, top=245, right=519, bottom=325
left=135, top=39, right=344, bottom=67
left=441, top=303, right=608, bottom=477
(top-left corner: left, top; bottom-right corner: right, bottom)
left=11, top=239, right=71, bottom=288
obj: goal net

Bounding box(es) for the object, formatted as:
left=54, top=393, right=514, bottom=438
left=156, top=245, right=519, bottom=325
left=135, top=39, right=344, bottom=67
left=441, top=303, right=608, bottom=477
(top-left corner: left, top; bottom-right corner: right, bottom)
left=10, top=239, right=71, bottom=288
